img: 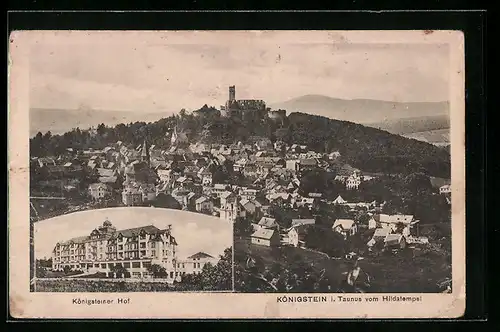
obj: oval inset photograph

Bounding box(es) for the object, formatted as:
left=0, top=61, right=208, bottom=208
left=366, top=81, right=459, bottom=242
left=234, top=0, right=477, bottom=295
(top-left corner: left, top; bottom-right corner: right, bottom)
left=33, top=207, right=233, bottom=292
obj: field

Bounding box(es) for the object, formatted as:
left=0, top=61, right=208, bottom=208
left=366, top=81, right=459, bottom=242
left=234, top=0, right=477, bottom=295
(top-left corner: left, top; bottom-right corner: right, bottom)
left=402, top=129, right=450, bottom=146
left=234, top=236, right=451, bottom=293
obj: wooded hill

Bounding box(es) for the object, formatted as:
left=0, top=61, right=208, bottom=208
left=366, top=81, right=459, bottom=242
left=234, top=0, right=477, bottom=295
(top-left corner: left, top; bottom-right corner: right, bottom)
left=30, top=105, right=450, bottom=178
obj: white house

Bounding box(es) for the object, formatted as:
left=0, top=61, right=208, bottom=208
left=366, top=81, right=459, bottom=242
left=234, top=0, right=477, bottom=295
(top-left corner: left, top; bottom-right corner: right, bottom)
left=439, top=184, right=451, bottom=194
left=253, top=216, right=278, bottom=231
left=89, top=183, right=112, bottom=201
left=240, top=187, right=259, bottom=201
left=286, top=225, right=308, bottom=248
left=384, top=233, right=407, bottom=249
left=332, top=195, right=347, bottom=205
left=368, top=217, right=378, bottom=229
left=332, top=219, right=358, bottom=239
left=122, top=186, right=143, bottom=206
left=176, top=252, right=218, bottom=278
left=195, top=196, right=214, bottom=213
left=251, top=228, right=280, bottom=247
left=212, top=184, right=230, bottom=198
left=197, top=167, right=213, bottom=186
left=377, top=214, right=419, bottom=237
left=240, top=198, right=258, bottom=217
left=367, top=227, right=392, bottom=247
left=346, top=171, right=362, bottom=190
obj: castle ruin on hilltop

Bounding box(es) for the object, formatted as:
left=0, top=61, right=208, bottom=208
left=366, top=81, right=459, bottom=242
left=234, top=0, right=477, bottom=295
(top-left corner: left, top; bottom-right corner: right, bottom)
left=220, top=85, right=269, bottom=120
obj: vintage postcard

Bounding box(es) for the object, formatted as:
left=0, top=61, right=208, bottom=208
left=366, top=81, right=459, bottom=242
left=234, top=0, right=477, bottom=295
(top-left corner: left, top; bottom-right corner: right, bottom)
left=8, top=30, right=465, bottom=319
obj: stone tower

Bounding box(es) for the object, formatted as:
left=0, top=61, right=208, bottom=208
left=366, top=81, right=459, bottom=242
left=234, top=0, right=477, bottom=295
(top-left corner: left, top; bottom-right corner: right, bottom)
left=229, top=85, right=236, bottom=102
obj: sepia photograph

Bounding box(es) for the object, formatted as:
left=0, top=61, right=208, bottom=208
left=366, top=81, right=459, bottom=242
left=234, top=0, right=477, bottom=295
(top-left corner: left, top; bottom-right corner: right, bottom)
left=32, top=208, right=233, bottom=292
left=9, top=30, right=465, bottom=319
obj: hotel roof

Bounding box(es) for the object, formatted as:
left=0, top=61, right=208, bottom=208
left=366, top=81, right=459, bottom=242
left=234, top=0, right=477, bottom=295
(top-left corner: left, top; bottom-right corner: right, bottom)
left=187, top=252, right=214, bottom=259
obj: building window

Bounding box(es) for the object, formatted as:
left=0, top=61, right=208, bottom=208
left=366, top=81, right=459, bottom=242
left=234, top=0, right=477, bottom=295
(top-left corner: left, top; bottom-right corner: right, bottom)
left=152, top=250, right=156, bottom=256
left=193, top=263, right=196, bottom=268
left=124, top=262, right=130, bottom=268
left=150, top=242, right=155, bottom=248
left=132, top=272, right=141, bottom=278
left=170, top=272, right=174, bottom=278
left=101, top=264, right=106, bottom=269
left=94, top=264, right=99, bottom=268
left=140, top=243, right=146, bottom=249
left=118, top=245, right=123, bottom=250
left=132, top=262, right=140, bottom=268
left=108, top=263, right=114, bottom=269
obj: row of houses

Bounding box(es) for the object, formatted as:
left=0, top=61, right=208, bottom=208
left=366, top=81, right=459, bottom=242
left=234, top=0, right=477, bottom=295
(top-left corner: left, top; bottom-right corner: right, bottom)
left=249, top=212, right=421, bottom=253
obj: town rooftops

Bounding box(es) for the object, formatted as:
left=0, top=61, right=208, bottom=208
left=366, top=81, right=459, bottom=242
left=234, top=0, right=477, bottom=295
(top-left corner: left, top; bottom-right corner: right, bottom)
left=56, top=223, right=175, bottom=246
left=187, top=252, right=214, bottom=259
left=332, top=219, right=356, bottom=230
left=251, top=228, right=276, bottom=240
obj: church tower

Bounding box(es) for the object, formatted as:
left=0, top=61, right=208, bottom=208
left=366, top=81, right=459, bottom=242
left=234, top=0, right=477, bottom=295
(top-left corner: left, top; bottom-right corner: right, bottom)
left=141, top=139, right=150, bottom=166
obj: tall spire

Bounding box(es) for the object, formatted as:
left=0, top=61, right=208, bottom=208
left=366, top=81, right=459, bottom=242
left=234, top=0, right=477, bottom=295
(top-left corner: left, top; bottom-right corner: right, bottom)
left=141, top=139, right=150, bottom=164
left=171, top=126, right=178, bottom=146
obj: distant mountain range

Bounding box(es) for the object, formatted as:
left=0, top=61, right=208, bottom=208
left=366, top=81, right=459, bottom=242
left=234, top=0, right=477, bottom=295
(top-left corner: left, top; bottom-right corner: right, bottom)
left=30, top=108, right=169, bottom=137
left=270, top=94, right=450, bottom=134
left=31, top=95, right=451, bottom=138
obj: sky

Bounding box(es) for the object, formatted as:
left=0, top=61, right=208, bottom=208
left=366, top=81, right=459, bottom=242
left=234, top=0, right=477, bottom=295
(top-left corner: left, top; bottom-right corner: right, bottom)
left=29, top=31, right=450, bottom=114
left=34, top=207, right=233, bottom=260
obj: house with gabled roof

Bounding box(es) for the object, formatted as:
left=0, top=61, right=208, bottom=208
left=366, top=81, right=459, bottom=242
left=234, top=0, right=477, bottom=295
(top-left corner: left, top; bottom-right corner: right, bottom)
left=332, top=218, right=358, bottom=239
left=176, top=252, right=218, bottom=277
left=251, top=228, right=280, bottom=247
left=253, top=216, right=278, bottom=231
left=285, top=224, right=311, bottom=248
left=332, top=195, right=347, bottom=204
left=376, top=214, right=419, bottom=237
left=195, top=196, right=214, bottom=213
left=384, top=233, right=407, bottom=249
left=89, top=183, right=112, bottom=201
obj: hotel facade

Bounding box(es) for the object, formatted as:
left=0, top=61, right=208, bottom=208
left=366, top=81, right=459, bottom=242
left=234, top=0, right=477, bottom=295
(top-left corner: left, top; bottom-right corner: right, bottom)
left=51, top=219, right=181, bottom=282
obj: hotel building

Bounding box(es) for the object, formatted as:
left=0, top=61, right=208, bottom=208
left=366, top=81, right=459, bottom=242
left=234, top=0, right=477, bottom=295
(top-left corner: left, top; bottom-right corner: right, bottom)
left=51, top=219, right=180, bottom=282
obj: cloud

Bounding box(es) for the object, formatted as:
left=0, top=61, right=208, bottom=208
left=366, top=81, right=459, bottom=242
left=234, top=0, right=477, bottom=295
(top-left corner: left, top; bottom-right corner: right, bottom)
left=29, top=34, right=450, bottom=112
